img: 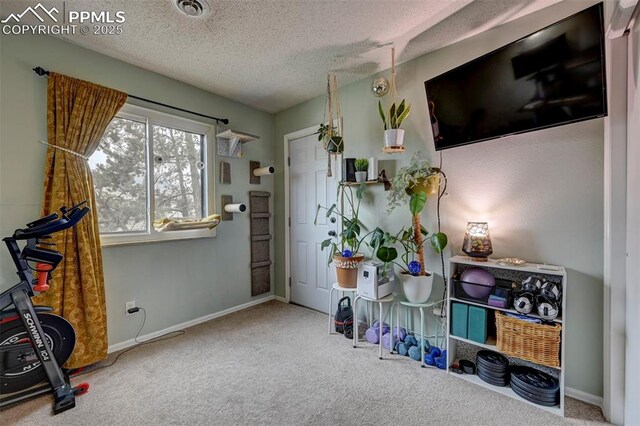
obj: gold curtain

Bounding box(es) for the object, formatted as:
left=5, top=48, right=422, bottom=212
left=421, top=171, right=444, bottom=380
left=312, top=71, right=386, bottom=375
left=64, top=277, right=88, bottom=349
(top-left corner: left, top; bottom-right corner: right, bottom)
left=34, top=73, right=127, bottom=368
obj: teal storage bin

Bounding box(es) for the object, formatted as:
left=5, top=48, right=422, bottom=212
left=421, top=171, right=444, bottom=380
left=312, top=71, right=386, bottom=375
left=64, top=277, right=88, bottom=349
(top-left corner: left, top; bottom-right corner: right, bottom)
left=468, top=306, right=488, bottom=344
left=451, top=302, right=469, bottom=339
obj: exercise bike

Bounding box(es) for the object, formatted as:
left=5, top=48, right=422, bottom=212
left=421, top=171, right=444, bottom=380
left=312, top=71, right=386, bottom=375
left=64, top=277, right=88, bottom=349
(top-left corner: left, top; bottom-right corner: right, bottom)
left=1, top=202, right=90, bottom=414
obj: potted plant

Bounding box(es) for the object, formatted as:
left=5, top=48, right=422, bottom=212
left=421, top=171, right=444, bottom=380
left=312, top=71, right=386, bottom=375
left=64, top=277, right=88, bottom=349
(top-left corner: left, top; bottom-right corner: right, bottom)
left=317, top=123, right=344, bottom=154
left=315, top=182, right=369, bottom=288
left=378, top=155, right=448, bottom=303
left=378, top=99, right=411, bottom=148
left=354, top=158, right=369, bottom=183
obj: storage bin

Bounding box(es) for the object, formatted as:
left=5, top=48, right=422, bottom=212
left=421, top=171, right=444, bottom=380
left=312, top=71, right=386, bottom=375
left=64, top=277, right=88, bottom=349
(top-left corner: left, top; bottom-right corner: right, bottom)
left=451, top=302, right=469, bottom=339
left=495, top=311, right=562, bottom=368
left=467, top=306, right=488, bottom=344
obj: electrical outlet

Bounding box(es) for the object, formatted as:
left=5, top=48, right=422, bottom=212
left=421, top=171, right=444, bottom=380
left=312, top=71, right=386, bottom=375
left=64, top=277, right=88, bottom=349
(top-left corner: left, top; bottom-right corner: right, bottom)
left=125, top=300, right=137, bottom=316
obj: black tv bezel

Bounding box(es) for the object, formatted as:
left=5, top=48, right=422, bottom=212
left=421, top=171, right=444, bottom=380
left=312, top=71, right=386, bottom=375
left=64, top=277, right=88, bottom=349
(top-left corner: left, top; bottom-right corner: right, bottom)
left=424, top=2, right=608, bottom=152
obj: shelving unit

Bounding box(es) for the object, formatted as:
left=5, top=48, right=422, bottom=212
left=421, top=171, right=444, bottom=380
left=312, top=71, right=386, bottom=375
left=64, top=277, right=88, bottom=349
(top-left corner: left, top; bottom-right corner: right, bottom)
left=446, top=255, right=567, bottom=416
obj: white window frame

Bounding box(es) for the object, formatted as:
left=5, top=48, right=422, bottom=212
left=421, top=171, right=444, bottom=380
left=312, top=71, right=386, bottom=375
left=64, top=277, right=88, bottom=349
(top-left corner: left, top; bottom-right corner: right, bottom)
left=97, top=104, right=216, bottom=247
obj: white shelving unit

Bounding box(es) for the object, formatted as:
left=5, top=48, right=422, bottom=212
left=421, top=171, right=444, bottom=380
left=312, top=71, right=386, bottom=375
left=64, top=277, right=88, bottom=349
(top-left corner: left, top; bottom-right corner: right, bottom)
left=446, top=255, right=567, bottom=416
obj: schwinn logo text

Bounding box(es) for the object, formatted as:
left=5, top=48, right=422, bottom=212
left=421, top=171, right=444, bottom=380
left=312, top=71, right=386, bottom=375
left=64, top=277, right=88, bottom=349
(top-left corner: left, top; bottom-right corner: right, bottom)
left=23, top=313, right=50, bottom=361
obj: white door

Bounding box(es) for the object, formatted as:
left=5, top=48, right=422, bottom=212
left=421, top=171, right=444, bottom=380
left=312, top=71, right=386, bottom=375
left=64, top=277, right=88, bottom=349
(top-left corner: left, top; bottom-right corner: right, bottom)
left=289, top=133, right=339, bottom=313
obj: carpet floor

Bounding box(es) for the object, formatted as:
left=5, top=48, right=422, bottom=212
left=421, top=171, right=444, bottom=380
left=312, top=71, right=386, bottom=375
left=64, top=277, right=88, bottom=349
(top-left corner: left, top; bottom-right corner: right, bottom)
left=2, top=301, right=606, bottom=425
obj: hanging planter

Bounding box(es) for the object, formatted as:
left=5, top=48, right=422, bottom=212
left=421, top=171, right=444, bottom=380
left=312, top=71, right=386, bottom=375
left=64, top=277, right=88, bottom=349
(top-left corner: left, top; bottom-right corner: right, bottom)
left=378, top=47, right=412, bottom=153
left=317, top=74, right=344, bottom=176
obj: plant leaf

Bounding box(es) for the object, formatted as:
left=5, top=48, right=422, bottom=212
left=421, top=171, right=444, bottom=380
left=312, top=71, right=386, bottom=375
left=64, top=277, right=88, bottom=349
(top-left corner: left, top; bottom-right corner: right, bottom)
left=420, top=225, right=429, bottom=236
left=325, top=203, right=336, bottom=218
left=313, top=204, right=321, bottom=225
left=320, top=239, right=332, bottom=250
left=431, top=232, right=448, bottom=254
left=409, top=191, right=427, bottom=216
left=389, top=103, right=397, bottom=129
left=378, top=100, right=387, bottom=130
left=376, top=246, right=398, bottom=263
left=396, top=100, right=405, bottom=117
left=396, top=103, right=411, bottom=127
left=369, top=227, right=385, bottom=251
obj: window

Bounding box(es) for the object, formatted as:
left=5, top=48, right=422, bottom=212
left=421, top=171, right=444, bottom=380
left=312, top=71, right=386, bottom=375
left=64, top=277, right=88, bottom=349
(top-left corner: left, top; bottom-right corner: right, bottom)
left=90, top=104, right=215, bottom=245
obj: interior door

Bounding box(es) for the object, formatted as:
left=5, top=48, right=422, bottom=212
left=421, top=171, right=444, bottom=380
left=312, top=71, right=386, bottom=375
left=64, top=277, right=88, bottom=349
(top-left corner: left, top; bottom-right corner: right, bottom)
left=289, top=133, right=339, bottom=313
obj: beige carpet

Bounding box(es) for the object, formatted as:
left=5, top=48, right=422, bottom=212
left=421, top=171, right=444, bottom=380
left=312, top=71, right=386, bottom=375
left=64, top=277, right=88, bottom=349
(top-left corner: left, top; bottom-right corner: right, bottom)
left=2, top=301, right=606, bottom=425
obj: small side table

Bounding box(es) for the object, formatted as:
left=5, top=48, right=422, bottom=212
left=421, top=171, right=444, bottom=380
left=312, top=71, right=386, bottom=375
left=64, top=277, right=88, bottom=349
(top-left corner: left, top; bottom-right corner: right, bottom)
left=353, top=293, right=395, bottom=359
left=328, top=282, right=357, bottom=335
left=390, top=299, right=440, bottom=368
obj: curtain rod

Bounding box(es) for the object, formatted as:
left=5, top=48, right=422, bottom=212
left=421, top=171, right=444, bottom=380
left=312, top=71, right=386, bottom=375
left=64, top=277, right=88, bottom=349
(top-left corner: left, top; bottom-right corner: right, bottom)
left=33, top=66, right=229, bottom=125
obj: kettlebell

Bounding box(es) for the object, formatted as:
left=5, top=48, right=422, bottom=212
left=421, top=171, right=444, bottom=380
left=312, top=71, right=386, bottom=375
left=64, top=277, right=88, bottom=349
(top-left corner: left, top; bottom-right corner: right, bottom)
left=536, top=295, right=559, bottom=320
left=514, top=292, right=535, bottom=314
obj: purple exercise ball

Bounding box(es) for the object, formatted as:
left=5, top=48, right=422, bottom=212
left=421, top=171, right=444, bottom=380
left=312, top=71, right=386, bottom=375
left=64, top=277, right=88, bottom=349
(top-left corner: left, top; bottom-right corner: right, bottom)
left=461, top=267, right=495, bottom=299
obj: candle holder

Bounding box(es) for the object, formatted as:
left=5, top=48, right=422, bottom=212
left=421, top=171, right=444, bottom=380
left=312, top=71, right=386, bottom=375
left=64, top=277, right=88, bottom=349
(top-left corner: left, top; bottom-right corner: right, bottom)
left=462, top=222, right=493, bottom=261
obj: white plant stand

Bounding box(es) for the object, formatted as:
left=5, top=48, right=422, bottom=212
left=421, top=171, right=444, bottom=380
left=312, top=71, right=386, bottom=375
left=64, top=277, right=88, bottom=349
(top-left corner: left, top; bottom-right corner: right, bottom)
left=390, top=299, right=441, bottom=368
left=353, top=293, right=395, bottom=359
left=446, top=255, right=567, bottom=416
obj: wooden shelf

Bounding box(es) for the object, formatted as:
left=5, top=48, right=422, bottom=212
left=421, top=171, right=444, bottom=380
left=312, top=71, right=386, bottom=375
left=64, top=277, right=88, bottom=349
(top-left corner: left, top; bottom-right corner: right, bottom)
left=340, top=180, right=384, bottom=186
left=382, top=146, right=405, bottom=154
left=450, top=373, right=562, bottom=416
left=447, top=256, right=566, bottom=416
left=450, top=296, right=562, bottom=324
left=449, top=255, right=566, bottom=277
left=448, top=334, right=561, bottom=370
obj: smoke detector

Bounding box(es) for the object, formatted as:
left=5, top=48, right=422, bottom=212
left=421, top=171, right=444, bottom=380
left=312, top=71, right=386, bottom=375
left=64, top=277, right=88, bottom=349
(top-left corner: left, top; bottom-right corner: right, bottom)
left=176, top=0, right=208, bottom=17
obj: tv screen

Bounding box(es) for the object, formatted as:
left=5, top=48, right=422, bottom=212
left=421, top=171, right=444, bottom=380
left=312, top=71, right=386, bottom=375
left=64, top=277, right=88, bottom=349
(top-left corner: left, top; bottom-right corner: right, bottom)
left=424, top=3, right=607, bottom=151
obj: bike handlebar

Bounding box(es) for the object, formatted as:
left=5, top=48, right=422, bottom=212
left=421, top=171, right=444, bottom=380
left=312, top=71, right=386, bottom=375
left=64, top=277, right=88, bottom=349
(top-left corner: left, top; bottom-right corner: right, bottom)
left=12, top=204, right=90, bottom=240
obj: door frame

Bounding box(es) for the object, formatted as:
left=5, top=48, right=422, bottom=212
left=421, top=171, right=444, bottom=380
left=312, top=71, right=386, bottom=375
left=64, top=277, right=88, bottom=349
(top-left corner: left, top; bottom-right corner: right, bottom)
left=283, top=124, right=321, bottom=304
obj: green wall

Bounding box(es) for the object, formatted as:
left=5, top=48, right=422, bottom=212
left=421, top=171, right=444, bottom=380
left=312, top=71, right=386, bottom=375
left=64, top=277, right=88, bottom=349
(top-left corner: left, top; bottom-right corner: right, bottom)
left=274, top=1, right=604, bottom=397
left=0, top=35, right=275, bottom=346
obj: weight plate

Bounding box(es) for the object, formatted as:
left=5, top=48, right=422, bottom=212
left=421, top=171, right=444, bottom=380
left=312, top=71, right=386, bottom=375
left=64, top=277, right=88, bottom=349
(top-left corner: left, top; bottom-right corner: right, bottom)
left=475, top=357, right=509, bottom=374
left=460, top=360, right=476, bottom=374
left=476, top=367, right=509, bottom=380
left=476, top=350, right=509, bottom=368
left=510, top=366, right=559, bottom=393
left=477, top=369, right=509, bottom=382
left=511, top=383, right=559, bottom=407
left=477, top=371, right=509, bottom=387
left=510, top=380, right=559, bottom=403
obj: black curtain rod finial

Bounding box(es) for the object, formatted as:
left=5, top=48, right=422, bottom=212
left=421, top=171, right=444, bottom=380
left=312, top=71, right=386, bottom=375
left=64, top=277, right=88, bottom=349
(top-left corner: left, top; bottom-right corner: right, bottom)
left=33, top=66, right=49, bottom=76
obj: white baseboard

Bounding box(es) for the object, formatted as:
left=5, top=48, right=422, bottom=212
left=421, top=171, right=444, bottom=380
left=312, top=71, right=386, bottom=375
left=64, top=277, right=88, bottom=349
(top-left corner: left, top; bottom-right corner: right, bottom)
left=565, top=386, right=603, bottom=408
left=108, top=295, right=275, bottom=353
left=274, top=295, right=288, bottom=303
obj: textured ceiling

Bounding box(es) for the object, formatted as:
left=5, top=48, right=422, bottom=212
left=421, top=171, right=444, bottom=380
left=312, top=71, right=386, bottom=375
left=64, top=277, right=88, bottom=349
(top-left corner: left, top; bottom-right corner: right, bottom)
left=2, top=0, right=562, bottom=113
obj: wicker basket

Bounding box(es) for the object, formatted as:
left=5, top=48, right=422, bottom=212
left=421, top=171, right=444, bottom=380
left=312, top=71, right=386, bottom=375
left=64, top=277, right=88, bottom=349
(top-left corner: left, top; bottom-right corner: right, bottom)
left=495, top=312, right=562, bottom=368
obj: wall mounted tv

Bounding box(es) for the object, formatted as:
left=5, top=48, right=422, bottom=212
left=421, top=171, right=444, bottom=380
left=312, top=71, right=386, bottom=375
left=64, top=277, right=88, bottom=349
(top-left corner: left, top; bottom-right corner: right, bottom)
left=424, top=3, right=607, bottom=151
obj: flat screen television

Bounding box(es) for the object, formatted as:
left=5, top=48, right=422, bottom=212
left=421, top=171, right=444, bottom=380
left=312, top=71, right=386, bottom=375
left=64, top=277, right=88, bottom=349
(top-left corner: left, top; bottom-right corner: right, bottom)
left=424, top=3, right=607, bottom=151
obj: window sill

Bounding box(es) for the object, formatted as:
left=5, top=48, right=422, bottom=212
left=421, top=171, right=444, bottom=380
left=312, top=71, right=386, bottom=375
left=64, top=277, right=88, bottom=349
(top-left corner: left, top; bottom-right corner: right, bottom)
left=100, top=228, right=216, bottom=247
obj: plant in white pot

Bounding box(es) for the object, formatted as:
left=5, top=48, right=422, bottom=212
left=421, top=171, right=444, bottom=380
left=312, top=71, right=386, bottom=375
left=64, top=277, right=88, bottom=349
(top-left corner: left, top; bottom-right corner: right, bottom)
left=315, top=182, right=371, bottom=288
left=376, top=155, right=448, bottom=303
left=378, top=99, right=411, bottom=148
left=354, top=158, right=369, bottom=183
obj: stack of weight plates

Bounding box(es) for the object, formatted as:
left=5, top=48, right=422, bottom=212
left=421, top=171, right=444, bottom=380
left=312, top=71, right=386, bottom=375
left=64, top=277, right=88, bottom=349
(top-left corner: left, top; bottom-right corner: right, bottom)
left=510, top=366, right=560, bottom=407
left=476, top=350, right=509, bottom=387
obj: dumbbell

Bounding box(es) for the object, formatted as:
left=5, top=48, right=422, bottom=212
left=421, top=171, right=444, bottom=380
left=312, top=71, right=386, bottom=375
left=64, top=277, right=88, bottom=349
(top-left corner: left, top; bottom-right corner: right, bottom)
left=408, top=345, right=422, bottom=361
left=435, top=350, right=447, bottom=370
left=396, top=342, right=411, bottom=356
left=404, top=335, right=418, bottom=347
left=424, top=347, right=442, bottom=366
left=365, top=321, right=389, bottom=344
left=381, top=333, right=392, bottom=350
left=416, top=338, right=431, bottom=352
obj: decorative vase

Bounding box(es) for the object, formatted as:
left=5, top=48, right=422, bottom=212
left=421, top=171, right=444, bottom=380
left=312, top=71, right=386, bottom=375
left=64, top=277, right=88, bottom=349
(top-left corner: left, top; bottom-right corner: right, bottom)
left=405, top=175, right=440, bottom=197
left=384, top=129, right=405, bottom=147
left=333, top=253, right=365, bottom=288
left=355, top=171, right=367, bottom=183
left=399, top=272, right=434, bottom=303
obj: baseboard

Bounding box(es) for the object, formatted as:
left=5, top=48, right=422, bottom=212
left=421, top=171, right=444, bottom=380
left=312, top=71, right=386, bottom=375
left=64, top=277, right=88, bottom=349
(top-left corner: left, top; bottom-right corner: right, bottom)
left=565, top=386, right=603, bottom=408
left=108, top=295, right=275, bottom=353
left=274, top=295, right=288, bottom=303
